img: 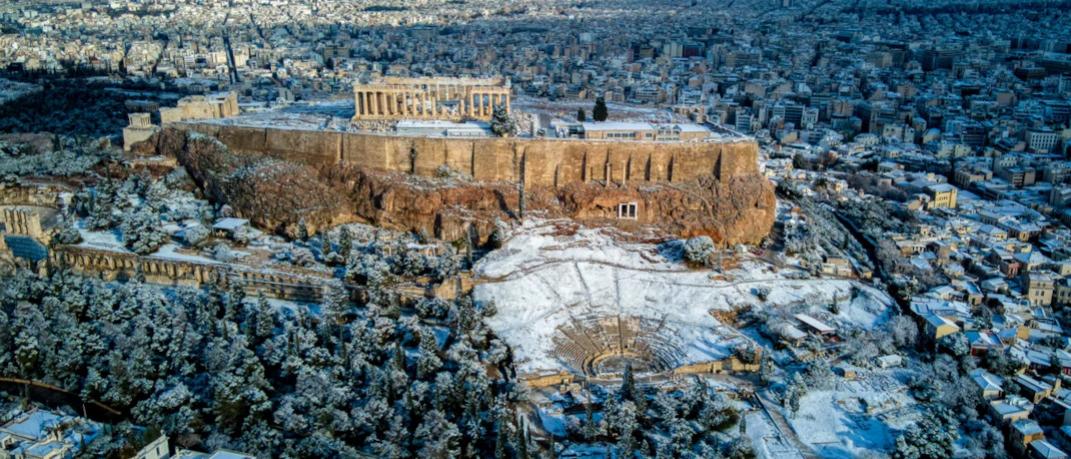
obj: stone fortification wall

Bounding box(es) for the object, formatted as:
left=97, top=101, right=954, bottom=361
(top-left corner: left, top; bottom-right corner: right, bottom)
left=181, top=123, right=760, bottom=187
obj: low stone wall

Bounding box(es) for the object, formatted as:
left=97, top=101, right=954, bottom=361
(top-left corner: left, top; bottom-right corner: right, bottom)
left=180, top=123, right=761, bottom=188
left=672, top=356, right=761, bottom=375
left=521, top=371, right=577, bottom=389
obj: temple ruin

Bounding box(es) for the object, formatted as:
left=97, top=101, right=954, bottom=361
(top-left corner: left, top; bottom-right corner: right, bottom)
left=352, top=76, right=511, bottom=122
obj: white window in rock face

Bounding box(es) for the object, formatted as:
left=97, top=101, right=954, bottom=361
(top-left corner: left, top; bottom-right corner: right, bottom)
left=617, top=202, right=638, bottom=219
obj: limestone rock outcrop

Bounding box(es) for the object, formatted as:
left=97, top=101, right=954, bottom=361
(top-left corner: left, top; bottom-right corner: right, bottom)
left=556, top=174, right=775, bottom=245
left=137, top=127, right=775, bottom=245
left=149, top=128, right=353, bottom=236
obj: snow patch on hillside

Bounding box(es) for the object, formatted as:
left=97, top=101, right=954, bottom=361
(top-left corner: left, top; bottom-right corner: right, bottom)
left=474, top=221, right=894, bottom=375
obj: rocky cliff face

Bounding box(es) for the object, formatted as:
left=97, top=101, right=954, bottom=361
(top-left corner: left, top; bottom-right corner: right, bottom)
left=141, top=127, right=775, bottom=244
left=150, top=128, right=353, bottom=236
left=556, top=174, right=776, bottom=245
left=321, top=165, right=775, bottom=246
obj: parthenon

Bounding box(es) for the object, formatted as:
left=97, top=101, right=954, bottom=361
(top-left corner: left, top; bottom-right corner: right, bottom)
left=352, top=76, right=511, bottom=122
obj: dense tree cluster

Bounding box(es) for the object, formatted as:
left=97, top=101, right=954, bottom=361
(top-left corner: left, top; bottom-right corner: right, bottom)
left=566, top=371, right=753, bottom=458
left=0, top=268, right=521, bottom=457
left=0, top=137, right=115, bottom=177
left=891, top=407, right=960, bottom=459
left=72, top=172, right=211, bottom=255
left=0, top=81, right=134, bottom=137
left=896, top=346, right=1008, bottom=459
left=779, top=196, right=874, bottom=277
left=346, top=233, right=460, bottom=288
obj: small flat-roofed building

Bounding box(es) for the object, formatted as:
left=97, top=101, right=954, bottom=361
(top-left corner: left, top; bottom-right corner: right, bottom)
left=1030, top=440, right=1068, bottom=459
left=174, top=449, right=256, bottom=459
left=137, top=436, right=256, bottom=459
left=778, top=323, right=808, bottom=347
left=834, top=365, right=860, bottom=379
left=923, top=313, right=960, bottom=340
left=1057, top=278, right=1071, bottom=307
left=0, top=409, right=102, bottom=459
left=966, top=330, right=1002, bottom=356
left=212, top=218, right=249, bottom=239
left=925, top=183, right=958, bottom=209
left=578, top=122, right=712, bottom=142
left=1011, top=419, right=1046, bottom=453
left=794, top=313, right=836, bottom=337
left=1017, top=374, right=1054, bottom=403
left=990, top=399, right=1033, bottom=424
left=1025, top=272, right=1056, bottom=306
left=1060, top=426, right=1071, bottom=446
left=820, top=256, right=853, bottom=277
left=970, top=368, right=1005, bottom=399
left=132, top=435, right=170, bottom=459
left=394, top=120, right=491, bottom=138
left=875, top=354, right=903, bottom=368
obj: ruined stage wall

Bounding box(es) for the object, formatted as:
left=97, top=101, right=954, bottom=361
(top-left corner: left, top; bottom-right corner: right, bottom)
left=182, top=124, right=760, bottom=187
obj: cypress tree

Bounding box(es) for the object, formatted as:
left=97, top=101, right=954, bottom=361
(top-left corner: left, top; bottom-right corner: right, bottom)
left=515, top=419, right=528, bottom=459
left=620, top=363, right=635, bottom=401
left=593, top=97, right=608, bottom=121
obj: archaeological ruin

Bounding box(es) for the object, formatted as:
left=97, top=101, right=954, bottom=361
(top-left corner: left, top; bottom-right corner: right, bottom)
left=127, top=76, right=776, bottom=246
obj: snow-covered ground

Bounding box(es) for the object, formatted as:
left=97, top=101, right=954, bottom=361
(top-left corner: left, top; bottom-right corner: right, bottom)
left=786, top=371, right=918, bottom=458
left=474, top=221, right=895, bottom=376
left=76, top=226, right=128, bottom=253
left=745, top=410, right=806, bottom=459
left=153, top=243, right=218, bottom=264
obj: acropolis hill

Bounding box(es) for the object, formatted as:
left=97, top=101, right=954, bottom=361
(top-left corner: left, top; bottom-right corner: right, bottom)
left=128, top=79, right=775, bottom=245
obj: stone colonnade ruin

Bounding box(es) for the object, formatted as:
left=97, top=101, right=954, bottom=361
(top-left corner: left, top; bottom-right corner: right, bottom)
left=353, top=76, right=511, bottom=122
